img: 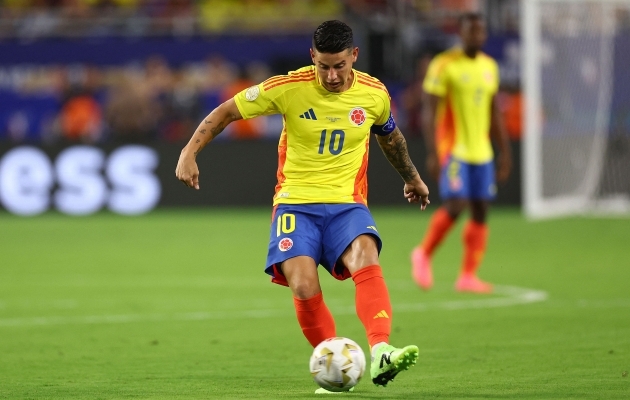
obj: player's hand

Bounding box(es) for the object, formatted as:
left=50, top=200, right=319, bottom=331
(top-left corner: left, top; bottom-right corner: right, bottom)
left=496, top=152, right=512, bottom=183
left=404, top=178, right=430, bottom=210
left=175, top=151, right=200, bottom=190
left=425, top=153, right=440, bottom=181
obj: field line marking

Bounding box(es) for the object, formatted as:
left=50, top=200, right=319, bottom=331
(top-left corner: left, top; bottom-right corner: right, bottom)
left=0, top=285, right=548, bottom=328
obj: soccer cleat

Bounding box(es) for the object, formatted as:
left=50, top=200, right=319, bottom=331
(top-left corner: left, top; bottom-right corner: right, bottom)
left=370, top=344, right=418, bottom=387
left=314, top=387, right=355, bottom=394
left=455, top=274, right=493, bottom=294
left=411, top=247, right=433, bottom=290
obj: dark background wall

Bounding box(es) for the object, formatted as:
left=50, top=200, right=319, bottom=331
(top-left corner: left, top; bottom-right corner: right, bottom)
left=172, top=138, right=521, bottom=207
left=0, top=139, right=521, bottom=215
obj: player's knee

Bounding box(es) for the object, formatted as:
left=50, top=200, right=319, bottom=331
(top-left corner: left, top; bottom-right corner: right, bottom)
left=470, top=201, right=488, bottom=223
left=444, top=199, right=467, bottom=218
left=291, top=281, right=322, bottom=299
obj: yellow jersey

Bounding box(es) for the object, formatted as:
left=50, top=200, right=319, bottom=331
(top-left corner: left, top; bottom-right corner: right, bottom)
left=423, top=47, right=499, bottom=165
left=234, top=65, right=393, bottom=206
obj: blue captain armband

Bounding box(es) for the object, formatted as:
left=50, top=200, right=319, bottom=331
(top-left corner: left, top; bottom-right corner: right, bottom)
left=370, top=112, right=397, bottom=136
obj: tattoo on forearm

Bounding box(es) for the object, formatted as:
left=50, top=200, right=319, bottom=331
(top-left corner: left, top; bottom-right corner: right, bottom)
left=207, top=113, right=236, bottom=139
left=192, top=112, right=237, bottom=156
left=376, top=127, right=419, bottom=182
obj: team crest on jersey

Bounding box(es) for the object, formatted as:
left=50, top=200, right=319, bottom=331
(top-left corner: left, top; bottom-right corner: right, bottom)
left=484, top=71, right=494, bottom=83
left=278, top=237, right=293, bottom=252
left=349, top=107, right=366, bottom=126
left=245, top=86, right=260, bottom=101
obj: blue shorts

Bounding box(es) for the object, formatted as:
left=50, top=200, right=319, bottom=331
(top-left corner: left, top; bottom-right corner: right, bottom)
left=265, top=203, right=382, bottom=286
left=439, top=156, right=497, bottom=201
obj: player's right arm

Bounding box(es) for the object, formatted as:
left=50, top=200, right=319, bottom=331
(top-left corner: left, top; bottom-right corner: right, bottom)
left=176, top=76, right=286, bottom=189
left=421, top=93, right=441, bottom=180
left=421, top=54, right=449, bottom=180
left=176, top=98, right=242, bottom=189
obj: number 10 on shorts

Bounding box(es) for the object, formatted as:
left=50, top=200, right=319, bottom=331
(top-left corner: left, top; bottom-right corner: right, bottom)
left=276, top=213, right=296, bottom=237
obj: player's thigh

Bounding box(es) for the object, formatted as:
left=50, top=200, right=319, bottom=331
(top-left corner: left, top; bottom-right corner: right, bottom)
left=439, top=156, right=471, bottom=202
left=281, top=255, right=321, bottom=299
left=469, top=200, right=489, bottom=223
left=469, top=160, right=497, bottom=202
left=338, top=234, right=380, bottom=275
left=443, top=198, right=468, bottom=219
left=265, top=205, right=324, bottom=285
left=321, top=204, right=382, bottom=279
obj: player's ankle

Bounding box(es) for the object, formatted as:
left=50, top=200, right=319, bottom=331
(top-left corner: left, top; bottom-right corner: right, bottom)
left=370, top=342, right=388, bottom=357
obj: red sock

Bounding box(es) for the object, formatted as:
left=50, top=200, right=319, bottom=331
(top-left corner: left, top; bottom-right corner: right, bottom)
left=462, top=220, right=489, bottom=275
left=293, top=292, right=336, bottom=347
left=421, top=207, right=455, bottom=256
left=352, top=265, right=391, bottom=347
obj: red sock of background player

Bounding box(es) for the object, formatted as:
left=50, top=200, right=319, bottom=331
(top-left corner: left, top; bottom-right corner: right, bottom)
left=293, top=292, right=336, bottom=347
left=462, top=220, right=489, bottom=276
left=420, top=207, right=456, bottom=256
left=352, top=265, right=391, bottom=353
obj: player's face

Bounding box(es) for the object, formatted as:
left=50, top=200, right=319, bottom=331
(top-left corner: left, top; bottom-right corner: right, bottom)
left=460, top=18, right=487, bottom=53
left=310, top=47, right=358, bottom=93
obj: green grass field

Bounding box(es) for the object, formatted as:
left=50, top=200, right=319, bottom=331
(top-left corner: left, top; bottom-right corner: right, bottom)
left=0, top=208, right=628, bottom=399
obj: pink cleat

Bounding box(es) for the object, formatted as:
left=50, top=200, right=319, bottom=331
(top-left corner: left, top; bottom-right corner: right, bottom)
left=455, top=274, right=493, bottom=294
left=411, top=247, right=433, bottom=290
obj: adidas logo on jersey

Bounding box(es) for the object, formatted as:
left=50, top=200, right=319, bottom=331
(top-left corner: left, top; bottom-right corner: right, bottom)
left=299, top=108, right=317, bottom=120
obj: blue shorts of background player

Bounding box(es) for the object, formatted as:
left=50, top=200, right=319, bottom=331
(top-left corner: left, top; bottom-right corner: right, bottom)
left=439, top=156, right=497, bottom=200
left=266, top=203, right=382, bottom=286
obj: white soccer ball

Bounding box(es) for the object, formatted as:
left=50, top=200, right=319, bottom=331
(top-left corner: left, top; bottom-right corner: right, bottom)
left=309, top=337, right=366, bottom=392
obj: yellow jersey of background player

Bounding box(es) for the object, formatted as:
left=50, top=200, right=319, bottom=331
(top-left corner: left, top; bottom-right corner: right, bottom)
left=412, top=13, right=512, bottom=294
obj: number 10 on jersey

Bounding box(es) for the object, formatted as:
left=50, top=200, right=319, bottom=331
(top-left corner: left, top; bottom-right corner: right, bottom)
left=318, top=129, right=345, bottom=155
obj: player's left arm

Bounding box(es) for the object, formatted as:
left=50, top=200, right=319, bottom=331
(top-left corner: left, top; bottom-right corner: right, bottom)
left=375, top=126, right=430, bottom=210
left=490, top=94, right=512, bottom=183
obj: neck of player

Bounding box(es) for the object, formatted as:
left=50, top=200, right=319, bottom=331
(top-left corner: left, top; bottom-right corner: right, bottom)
left=464, top=47, right=479, bottom=59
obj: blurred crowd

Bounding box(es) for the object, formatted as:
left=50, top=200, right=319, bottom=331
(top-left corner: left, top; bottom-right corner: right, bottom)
left=0, top=55, right=284, bottom=142
left=0, top=0, right=524, bottom=143
left=0, top=0, right=518, bottom=38
left=0, top=0, right=343, bottom=37
left=0, top=52, right=522, bottom=143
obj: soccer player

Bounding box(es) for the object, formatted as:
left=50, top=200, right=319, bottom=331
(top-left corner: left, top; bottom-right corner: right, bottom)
left=176, top=20, right=430, bottom=390
left=411, top=13, right=512, bottom=293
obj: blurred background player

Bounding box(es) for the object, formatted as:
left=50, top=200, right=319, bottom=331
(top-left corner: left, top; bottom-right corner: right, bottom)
left=176, top=20, right=430, bottom=391
left=411, top=13, right=512, bottom=294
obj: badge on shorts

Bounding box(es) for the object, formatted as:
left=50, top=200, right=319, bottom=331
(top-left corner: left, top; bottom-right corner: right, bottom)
left=278, top=237, right=293, bottom=252
left=245, top=86, right=260, bottom=101
left=449, top=176, right=463, bottom=191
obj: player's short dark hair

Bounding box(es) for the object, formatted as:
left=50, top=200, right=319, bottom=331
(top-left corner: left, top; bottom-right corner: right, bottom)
left=458, top=12, right=484, bottom=28
left=312, top=20, right=353, bottom=54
